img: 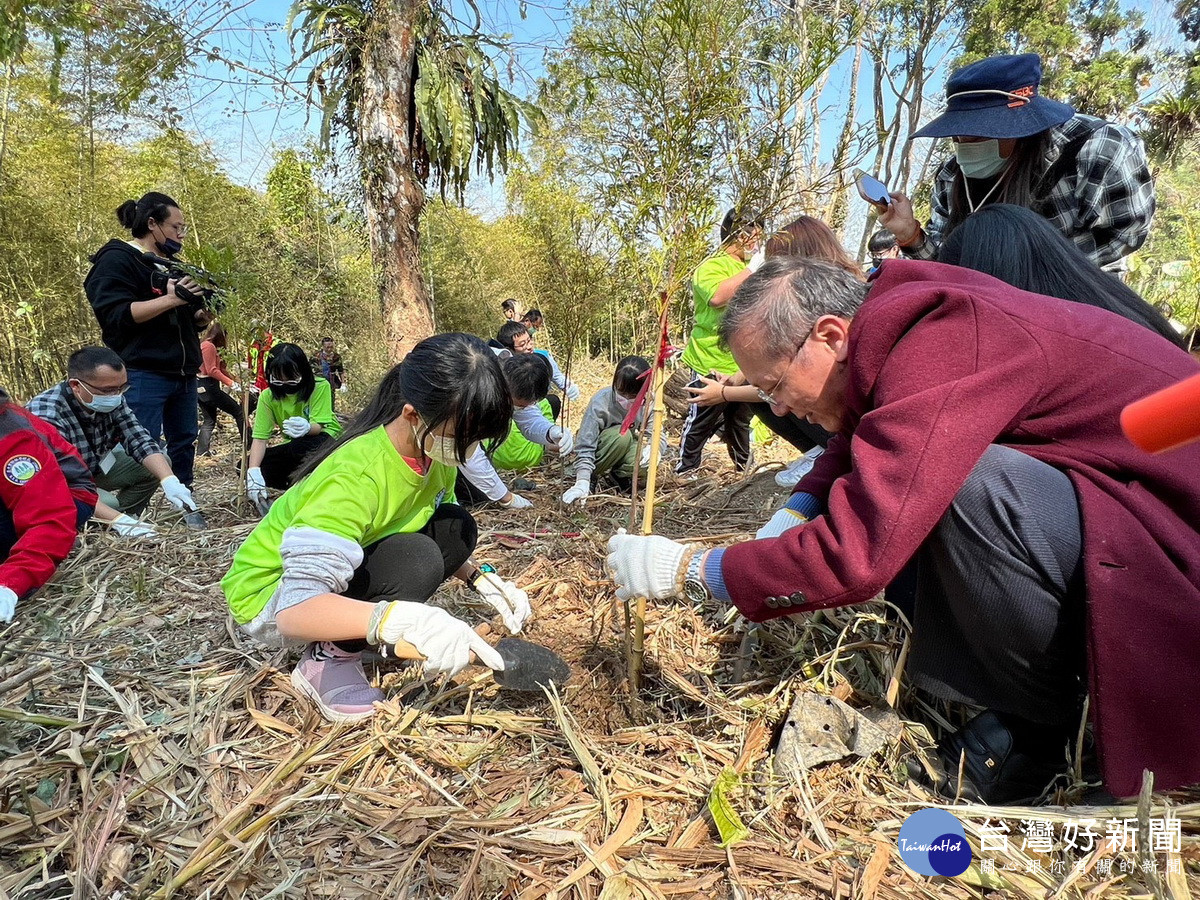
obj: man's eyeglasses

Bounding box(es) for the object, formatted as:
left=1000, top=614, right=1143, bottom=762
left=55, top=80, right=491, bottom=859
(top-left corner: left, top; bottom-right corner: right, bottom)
left=755, top=333, right=811, bottom=406
left=75, top=378, right=130, bottom=397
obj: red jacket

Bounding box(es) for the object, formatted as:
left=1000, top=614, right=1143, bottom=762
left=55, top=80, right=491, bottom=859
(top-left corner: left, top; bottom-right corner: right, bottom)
left=0, top=405, right=84, bottom=596
left=721, top=260, right=1200, bottom=796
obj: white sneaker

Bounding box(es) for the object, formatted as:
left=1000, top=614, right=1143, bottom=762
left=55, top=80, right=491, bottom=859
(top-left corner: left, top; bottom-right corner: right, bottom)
left=774, top=447, right=825, bottom=488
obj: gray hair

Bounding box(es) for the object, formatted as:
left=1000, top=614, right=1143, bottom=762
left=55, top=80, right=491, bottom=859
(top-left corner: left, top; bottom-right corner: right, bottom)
left=719, top=256, right=868, bottom=358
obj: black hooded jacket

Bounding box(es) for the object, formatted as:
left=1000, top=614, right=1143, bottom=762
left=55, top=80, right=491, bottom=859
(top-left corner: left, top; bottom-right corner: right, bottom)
left=84, top=239, right=201, bottom=376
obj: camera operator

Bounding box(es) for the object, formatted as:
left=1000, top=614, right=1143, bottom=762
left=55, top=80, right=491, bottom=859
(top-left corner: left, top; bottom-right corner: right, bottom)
left=84, top=191, right=210, bottom=492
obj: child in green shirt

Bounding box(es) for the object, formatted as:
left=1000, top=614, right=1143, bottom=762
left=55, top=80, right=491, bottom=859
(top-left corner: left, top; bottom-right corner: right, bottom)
left=223, top=333, right=534, bottom=723
left=246, top=343, right=344, bottom=501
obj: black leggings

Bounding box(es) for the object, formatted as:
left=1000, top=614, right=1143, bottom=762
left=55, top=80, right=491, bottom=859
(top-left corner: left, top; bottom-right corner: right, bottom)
left=197, top=378, right=245, bottom=455
left=335, top=504, right=478, bottom=651
left=749, top=403, right=832, bottom=453
left=260, top=433, right=332, bottom=489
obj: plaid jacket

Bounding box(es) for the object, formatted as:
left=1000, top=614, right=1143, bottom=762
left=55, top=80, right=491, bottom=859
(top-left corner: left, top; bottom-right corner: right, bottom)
left=907, top=114, right=1155, bottom=269
left=26, top=382, right=160, bottom=476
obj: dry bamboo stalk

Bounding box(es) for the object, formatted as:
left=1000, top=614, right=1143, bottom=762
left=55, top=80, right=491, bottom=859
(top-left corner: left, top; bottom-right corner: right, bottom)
left=630, top=364, right=667, bottom=693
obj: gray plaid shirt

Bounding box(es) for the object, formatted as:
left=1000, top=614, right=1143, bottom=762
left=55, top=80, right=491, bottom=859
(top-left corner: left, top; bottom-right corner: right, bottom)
left=26, top=381, right=161, bottom=476
left=906, top=114, right=1155, bottom=270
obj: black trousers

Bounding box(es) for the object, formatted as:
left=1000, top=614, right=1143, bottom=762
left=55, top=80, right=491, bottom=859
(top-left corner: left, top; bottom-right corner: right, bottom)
left=454, top=469, right=491, bottom=507
left=260, top=433, right=332, bottom=489
left=197, top=377, right=245, bottom=456
left=546, top=393, right=562, bottom=421
left=335, top=504, right=478, bottom=652
left=676, top=371, right=752, bottom=472
left=749, top=403, right=832, bottom=453
left=904, top=445, right=1086, bottom=727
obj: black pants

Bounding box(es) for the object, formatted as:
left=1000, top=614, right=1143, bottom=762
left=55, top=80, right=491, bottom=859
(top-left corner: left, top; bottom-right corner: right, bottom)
left=749, top=403, right=832, bottom=453
left=904, top=445, right=1086, bottom=727
left=676, top=371, right=752, bottom=472
left=335, top=504, right=478, bottom=651
left=260, top=433, right=332, bottom=489
left=197, top=378, right=246, bottom=456
left=546, top=393, right=562, bottom=421
left=454, top=469, right=491, bottom=507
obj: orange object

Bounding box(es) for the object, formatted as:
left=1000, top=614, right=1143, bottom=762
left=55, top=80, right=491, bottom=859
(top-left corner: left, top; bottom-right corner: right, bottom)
left=1120, top=372, right=1200, bottom=453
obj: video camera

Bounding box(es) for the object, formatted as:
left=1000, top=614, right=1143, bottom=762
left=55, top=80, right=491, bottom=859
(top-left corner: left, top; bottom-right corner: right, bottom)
left=142, top=252, right=228, bottom=314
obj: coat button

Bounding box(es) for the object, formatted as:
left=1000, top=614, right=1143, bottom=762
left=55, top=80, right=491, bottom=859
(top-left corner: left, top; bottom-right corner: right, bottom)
left=764, top=596, right=778, bottom=609
left=789, top=591, right=806, bottom=605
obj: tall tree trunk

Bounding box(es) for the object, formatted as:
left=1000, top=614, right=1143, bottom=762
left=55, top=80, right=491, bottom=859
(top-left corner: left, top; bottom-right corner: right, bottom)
left=359, top=0, right=434, bottom=363
left=826, top=35, right=864, bottom=232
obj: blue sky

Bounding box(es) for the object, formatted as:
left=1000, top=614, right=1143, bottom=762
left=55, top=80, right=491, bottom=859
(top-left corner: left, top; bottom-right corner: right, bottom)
left=182, top=0, right=571, bottom=195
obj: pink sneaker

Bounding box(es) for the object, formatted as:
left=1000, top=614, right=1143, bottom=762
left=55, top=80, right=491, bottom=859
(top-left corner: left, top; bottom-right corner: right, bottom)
left=291, top=642, right=383, bottom=723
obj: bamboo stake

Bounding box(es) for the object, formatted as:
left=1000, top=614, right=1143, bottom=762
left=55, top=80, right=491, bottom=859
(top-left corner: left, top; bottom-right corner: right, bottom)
left=236, top=341, right=253, bottom=517
left=630, top=362, right=667, bottom=692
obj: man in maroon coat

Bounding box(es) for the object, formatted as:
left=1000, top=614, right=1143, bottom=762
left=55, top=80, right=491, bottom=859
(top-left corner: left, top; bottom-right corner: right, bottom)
left=607, top=256, right=1200, bottom=804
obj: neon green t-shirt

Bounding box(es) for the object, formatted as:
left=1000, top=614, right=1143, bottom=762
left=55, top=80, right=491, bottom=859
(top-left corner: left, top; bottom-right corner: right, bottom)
left=491, top=398, right=552, bottom=471
left=221, top=426, right=457, bottom=623
left=680, top=252, right=745, bottom=376
left=252, top=378, right=343, bottom=441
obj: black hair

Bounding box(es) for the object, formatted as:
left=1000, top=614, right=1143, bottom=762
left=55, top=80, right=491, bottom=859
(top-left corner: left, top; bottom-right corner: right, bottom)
left=502, top=353, right=551, bottom=405
left=720, top=207, right=764, bottom=244
left=612, top=355, right=650, bottom=397
left=868, top=230, right=897, bottom=255
left=115, top=191, right=180, bottom=239
left=265, top=342, right=317, bottom=401
left=497, top=321, right=531, bottom=350
left=68, top=346, right=126, bottom=379
left=522, top=308, right=543, bottom=322
left=501, top=298, right=518, bottom=311
left=944, top=131, right=1052, bottom=238
left=939, top=204, right=1187, bottom=348
left=321, top=336, right=333, bottom=343
left=293, top=333, right=513, bottom=483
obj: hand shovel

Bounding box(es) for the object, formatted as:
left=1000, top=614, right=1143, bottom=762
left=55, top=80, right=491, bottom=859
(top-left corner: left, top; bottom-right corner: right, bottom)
left=388, top=630, right=570, bottom=691
left=183, top=510, right=209, bottom=531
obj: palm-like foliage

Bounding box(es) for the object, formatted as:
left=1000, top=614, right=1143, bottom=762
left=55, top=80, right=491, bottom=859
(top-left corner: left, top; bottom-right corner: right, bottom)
left=288, top=0, right=540, bottom=201
left=1144, top=91, right=1200, bottom=165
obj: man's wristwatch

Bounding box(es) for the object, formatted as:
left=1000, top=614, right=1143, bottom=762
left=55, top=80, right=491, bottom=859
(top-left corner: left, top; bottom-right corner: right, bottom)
left=683, top=552, right=710, bottom=604
left=469, top=563, right=497, bottom=592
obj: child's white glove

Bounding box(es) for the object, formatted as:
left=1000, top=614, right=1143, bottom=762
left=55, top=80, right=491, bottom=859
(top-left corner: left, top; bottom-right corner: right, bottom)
left=500, top=492, right=533, bottom=509
left=246, top=467, right=269, bottom=505
left=747, top=246, right=767, bottom=272
left=562, top=480, right=590, bottom=506
left=282, top=416, right=311, bottom=438
left=474, top=573, right=532, bottom=633
left=370, top=601, right=505, bottom=676
left=547, top=425, right=574, bottom=456
left=0, top=586, right=17, bottom=623
left=111, top=514, right=158, bottom=538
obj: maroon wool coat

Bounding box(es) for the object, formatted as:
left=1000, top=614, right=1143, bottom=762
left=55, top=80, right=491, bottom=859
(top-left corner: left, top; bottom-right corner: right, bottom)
left=720, top=260, right=1200, bottom=797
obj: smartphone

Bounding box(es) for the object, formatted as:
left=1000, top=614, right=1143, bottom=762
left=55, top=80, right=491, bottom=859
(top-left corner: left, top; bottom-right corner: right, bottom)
left=855, top=170, right=891, bottom=208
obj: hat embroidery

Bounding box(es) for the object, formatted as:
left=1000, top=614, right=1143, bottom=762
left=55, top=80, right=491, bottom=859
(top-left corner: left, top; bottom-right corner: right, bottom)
left=1007, top=85, right=1036, bottom=107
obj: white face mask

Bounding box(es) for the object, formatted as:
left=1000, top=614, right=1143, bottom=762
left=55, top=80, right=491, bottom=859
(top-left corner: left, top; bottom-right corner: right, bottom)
left=614, top=393, right=634, bottom=411
left=74, top=383, right=123, bottom=414
left=954, top=139, right=1008, bottom=179
left=413, top=421, right=477, bottom=468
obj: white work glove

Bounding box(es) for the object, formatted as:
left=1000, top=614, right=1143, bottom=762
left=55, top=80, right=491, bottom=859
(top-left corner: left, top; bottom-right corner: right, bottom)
left=282, top=416, right=311, bottom=438
left=639, top=442, right=653, bottom=468
left=111, top=514, right=158, bottom=538
left=562, top=480, right=590, bottom=506
left=160, top=475, right=198, bottom=511
left=547, top=425, right=575, bottom=456
left=475, top=572, right=532, bottom=633
left=372, top=601, right=505, bottom=676
left=230, top=382, right=242, bottom=392
left=606, top=530, right=690, bottom=602
left=756, top=505, right=809, bottom=539
left=748, top=245, right=766, bottom=272
left=0, top=586, right=16, bottom=623
left=246, top=467, right=269, bottom=505
left=500, top=492, right=533, bottom=509
left=338, top=384, right=348, bottom=393
left=565, top=382, right=582, bottom=401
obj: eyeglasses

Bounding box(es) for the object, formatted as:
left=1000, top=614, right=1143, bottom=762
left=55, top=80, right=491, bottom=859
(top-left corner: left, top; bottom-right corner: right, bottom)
left=75, top=377, right=130, bottom=397
left=269, top=377, right=303, bottom=386
left=754, top=330, right=814, bottom=406
left=154, top=219, right=189, bottom=237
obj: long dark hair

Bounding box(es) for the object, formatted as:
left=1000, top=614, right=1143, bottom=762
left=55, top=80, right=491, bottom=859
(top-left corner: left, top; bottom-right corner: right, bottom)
left=766, top=216, right=865, bottom=281
left=939, top=204, right=1186, bottom=348
left=945, top=131, right=1052, bottom=238
left=291, top=333, right=513, bottom=483
left=203, top=321, right=228, bottom=349
left=115, top=191, right=180, bottom=238
left=265, top=343, right=317, bottom=401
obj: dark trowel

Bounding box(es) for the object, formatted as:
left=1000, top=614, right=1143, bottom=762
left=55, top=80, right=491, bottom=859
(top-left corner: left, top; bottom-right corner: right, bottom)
left=492, top=638, right=571, bottom=692
left=183, top=510, right=209, bottom=530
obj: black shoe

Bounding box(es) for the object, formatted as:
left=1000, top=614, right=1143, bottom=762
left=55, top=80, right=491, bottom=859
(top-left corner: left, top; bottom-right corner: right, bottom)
left=921, top=710, right=1072, bottom=805
left=610, top=473, right=633, bottom=494
left=511, top=476, right=538, bottom=491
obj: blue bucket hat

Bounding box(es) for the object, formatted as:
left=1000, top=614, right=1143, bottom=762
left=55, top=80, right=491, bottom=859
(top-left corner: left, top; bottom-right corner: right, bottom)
left=912, top=53, right=1075, bottom=140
